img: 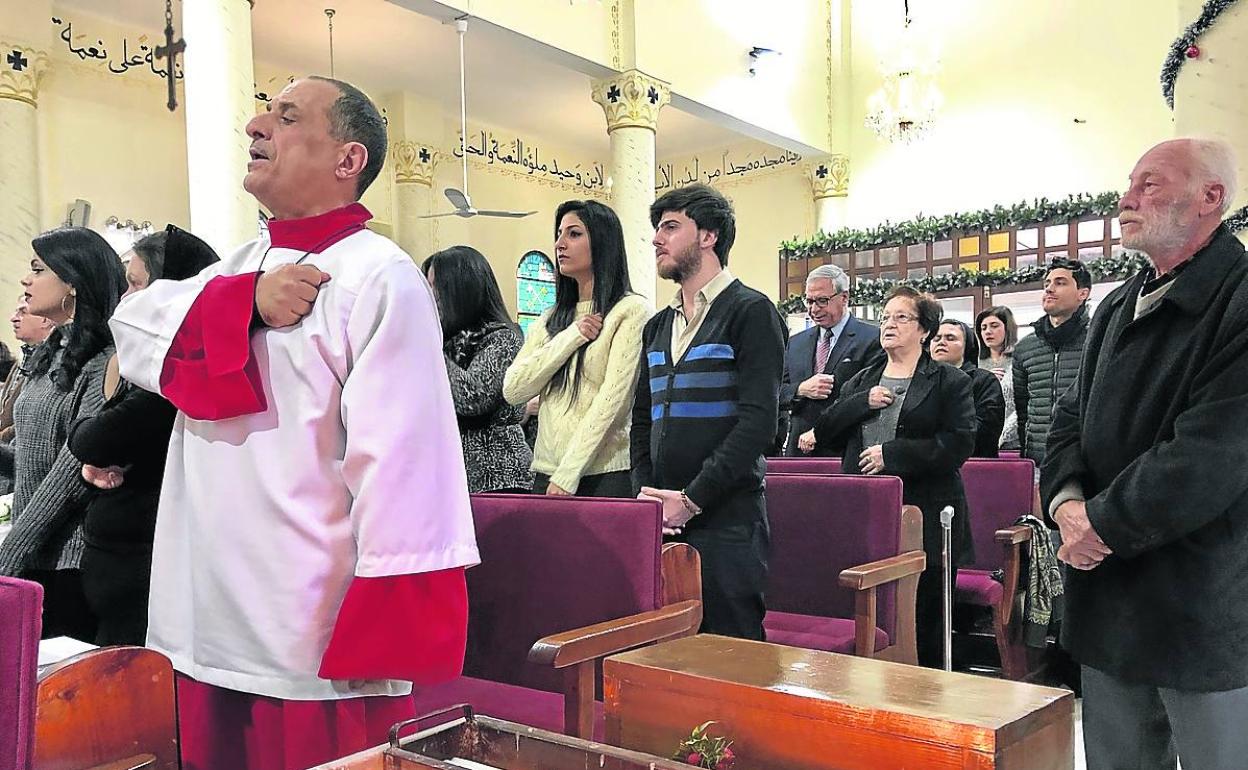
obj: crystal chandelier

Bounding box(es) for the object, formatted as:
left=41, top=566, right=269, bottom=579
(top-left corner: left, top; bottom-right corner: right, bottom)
left=864, top=0, right=942, bottom=144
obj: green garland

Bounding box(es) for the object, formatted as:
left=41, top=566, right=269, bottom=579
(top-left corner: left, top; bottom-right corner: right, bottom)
left=1161, top=0, right=1240, bottom=109
left=780, top=192, right=1121, bottom=262
left=777, top=250, right=1152, bottom=314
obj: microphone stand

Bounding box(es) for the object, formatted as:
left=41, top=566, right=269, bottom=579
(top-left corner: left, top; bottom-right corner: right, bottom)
left=940, top=505, right=955, bottom=672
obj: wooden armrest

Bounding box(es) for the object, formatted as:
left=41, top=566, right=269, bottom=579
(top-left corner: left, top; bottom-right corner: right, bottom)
left=838, top=550, right=926, bottom=591
left=995, top=525, right=1032, bottom=545
left=528, top=599, right=702, bottom=669
left=85, top=755, right=156, bottom=770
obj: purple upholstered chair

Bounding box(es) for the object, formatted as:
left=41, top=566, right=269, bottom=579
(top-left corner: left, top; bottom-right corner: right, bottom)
left=765, top=457, right=845, bottom=476
left=763, top=474, right=926, bottom=665
left=0, top=577, right=42, bottom=770
left=956, top=457, right=1038, bottom=680
left=411, top=494, right=702, bottom=740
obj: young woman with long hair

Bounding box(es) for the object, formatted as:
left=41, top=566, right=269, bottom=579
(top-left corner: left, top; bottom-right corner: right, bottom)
left=0, top=227, right=126, bottom=641
left=423, top=245, right=533, bottom=494
left=503, top=199, right=650, bottom=497
left=975, top=305, right=1020, bottom=450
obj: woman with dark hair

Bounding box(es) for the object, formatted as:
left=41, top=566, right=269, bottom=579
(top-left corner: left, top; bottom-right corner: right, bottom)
left=0, top=226, right=125, bottom=641
left=503, top=199, right=650, bottom=497
left=930, top=319, right=1005, bottom=457
left=975, top=305, right=1019, bottom=450
left=815, top=286, right=976, bottom=667
left=423, top=245, right=533, bottom=494
left=67, top=225, right=219, bottom=645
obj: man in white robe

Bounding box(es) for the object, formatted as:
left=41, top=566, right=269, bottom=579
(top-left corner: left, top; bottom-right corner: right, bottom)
left=109, top=76, right=479, bottom=770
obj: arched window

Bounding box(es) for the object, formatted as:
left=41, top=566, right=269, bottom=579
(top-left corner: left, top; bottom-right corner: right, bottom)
left=516, top=251, right=557, bottom=336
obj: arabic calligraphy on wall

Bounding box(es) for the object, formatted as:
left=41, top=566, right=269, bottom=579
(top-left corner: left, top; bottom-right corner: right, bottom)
left=52, top=17, right=301, bottom=106
left=656, top=147, right=803, bottom=191
left=52, top=16, right=182, bottom=81
left=454, top=130, right=607, bottom=193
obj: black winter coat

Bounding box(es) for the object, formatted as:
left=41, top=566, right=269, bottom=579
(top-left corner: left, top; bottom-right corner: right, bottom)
left=1013, top=304, right=1089, bottom=465
left=1042, top=227, right=1248, bottom=692
left=815, top=355, right=977, bottom=567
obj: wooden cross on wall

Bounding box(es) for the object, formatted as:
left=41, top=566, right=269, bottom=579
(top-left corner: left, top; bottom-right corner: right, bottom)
left=154, top=9, right=185, bottom=112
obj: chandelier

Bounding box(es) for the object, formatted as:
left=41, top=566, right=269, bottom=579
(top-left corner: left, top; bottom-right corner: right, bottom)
left=864, top=0, right=942, bottom=144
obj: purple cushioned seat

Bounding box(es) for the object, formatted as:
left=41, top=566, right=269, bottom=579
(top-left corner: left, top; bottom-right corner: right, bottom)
left=412, top=676, right=605, bottom=740
left=764, top=610, right=888, bottom=653
left=955, top=569, right=1004, bottom=607
left=960, top=458, right=1035, bottom=572
left=763, top=475, right=907, bottom=655
left=465, top=494, right=663, bottom=695
left=0, top=577, right=43, bottom=770
left=765, top=457, right=845, bottom=476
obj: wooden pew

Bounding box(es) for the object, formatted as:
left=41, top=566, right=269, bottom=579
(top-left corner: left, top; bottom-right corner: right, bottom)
left=606, top=635, right=1075, bottom=769
left=34, top=647, right=178, bottom=770
left=410, top=493, right=703, bottom=741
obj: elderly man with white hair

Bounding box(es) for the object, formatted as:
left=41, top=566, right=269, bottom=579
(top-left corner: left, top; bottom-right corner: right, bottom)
left=1042, top=137, right=1248, bottom=770
left=779, top=264, right=883, bottom=456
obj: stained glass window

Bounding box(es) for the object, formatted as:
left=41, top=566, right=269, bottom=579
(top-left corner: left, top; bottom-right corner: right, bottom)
left=517, top=251, right=557, bottom=337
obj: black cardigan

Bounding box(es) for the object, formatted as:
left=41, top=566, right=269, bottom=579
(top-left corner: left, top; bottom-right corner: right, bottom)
left=631, top=279, right=786, bottom=530
left=67, top=383, right=177, bottom=547
left=815, top=354, right=977, bottom=565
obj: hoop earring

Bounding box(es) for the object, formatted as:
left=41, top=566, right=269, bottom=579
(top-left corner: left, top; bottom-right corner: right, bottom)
left=60, top=293, right=75, bottom=320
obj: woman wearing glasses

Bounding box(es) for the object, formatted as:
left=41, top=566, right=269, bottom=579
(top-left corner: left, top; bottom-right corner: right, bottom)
left=814, top=286, right=976, bottom=668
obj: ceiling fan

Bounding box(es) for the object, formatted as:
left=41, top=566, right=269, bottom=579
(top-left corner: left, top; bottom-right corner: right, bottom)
left=422, top=17, right=535, bottom=220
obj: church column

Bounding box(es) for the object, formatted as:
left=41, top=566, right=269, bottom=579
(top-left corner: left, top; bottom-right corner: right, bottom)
left=592, top=70, right=670, bottom=305
left=183, top=0, right=257, bottom=256
left=0, top=38, right=49, bottom=345
left=1173, top=0, right=1248, bottom=214
left=808, top=154, right=850, bottom=234
left=392, top=140, right=438, bottom=259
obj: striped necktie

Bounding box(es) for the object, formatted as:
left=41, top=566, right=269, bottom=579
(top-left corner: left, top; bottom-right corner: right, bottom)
left=815, top=327, right=831, bottom=373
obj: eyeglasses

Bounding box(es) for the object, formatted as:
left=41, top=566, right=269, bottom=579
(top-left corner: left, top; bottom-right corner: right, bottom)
left=803, top=293, right=843, bottom=308
left=880, top=312, right=919, bottom=325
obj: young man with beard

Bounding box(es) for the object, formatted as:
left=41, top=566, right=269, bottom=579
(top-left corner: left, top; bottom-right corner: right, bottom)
left=109, top=77, right=478, bottom=769
left=1043, top=138, right=1248, bottom=770
left=631, top=183, right=786, bottom=640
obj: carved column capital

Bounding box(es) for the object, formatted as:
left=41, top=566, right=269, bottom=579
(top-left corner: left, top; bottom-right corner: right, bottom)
left=809, top=154, right=850, bottom=199
left=0, top=42, right=49, bottom=107
left=393, top=140, right=438, bottom=186
left=591, top=69, right=670, bottom=133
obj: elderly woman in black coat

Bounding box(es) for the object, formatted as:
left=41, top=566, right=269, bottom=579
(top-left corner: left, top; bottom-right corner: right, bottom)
left=815, top=287, right=976, bottom=668
left=930, top=319, right=1005, bottom=458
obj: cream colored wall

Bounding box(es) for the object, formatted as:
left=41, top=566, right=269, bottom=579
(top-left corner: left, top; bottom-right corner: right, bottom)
left=35, top=22, right=396, bottom=253
left=656, top=141, right=815, bottom=301
left=429, top=0, right=615, bottom=69
left=427, top=117, right=610, bottom=316
left=636, top=0, right=832, bottom=151
left=38, top=10, right=191, bottom=234
left=845, top=0, right=1176, bottom=228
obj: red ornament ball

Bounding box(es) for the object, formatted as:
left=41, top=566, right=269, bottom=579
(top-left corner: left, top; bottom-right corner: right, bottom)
left=1186, top=45, right=1201, bottom=58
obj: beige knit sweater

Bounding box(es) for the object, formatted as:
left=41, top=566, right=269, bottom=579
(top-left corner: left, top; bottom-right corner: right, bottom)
left=503, top=295, right=651, bottom=493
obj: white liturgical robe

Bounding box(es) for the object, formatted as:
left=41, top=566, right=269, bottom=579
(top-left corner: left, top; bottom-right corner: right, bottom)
left=110, top=204, right=480, bottom=701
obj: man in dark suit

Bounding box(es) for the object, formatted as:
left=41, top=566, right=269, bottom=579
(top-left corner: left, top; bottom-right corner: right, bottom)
left=780, top=264, right=883, bottom=456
